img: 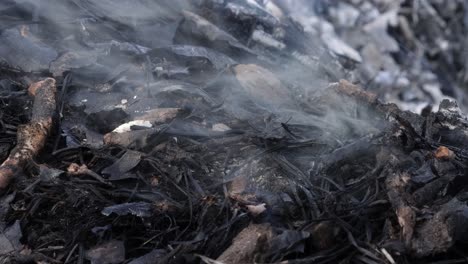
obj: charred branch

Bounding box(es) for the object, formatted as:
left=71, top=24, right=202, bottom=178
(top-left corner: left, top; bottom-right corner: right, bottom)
left=0, top=78, right=56, bottom=189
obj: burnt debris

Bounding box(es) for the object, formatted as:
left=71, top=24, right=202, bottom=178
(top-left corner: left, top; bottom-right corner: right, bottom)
left=1, top=0, right=468, bottom=263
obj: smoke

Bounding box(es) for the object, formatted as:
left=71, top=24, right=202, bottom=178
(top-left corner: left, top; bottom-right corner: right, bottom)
left=11, top=0, right=191, bottom=46
left=0, top=0, right=385, bottom=201
left=0, top=0, right=385, bottom=141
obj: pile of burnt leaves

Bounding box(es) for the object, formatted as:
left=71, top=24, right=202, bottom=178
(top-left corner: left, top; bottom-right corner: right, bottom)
left=2, top=78, right=468, bottom=263
left=1, top=0, right=468, bottom=264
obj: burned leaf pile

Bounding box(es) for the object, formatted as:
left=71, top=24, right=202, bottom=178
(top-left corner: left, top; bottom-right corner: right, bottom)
left=1, top=0, right=468, bottom=264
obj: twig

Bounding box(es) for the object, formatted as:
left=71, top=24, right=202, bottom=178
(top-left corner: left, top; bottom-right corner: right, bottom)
left=67, top=163, right=113, bottom=186
left=330, top=79, right=400, bottom=115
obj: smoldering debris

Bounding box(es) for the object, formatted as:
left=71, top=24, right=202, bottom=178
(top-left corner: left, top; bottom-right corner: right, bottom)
left=1, top=0, right=468, bottom=263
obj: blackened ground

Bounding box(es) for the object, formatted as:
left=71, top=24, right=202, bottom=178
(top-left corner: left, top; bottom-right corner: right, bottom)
left=1, top=1, right=468, bottom=264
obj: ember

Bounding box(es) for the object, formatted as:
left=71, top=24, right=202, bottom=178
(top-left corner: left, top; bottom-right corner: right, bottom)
left=1, top=1, right=468, bottom=263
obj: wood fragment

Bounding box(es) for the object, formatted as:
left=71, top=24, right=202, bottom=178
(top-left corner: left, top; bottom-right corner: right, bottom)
left=136, top=108, right=185, bottom=123
left=232, top=64, right=295, bottom=108
left=434, top=146, right=455, bottom=160
left=246, top=203, right=267, bottom=216
left=0, top=78, right=56, bottom=189
left=386, top=171, right=415, bottom=247
left=104, top=108, right=185, bottom=147
left=103, top=128, right=160, bottom=147
left=330, top=79, right=400, bottom=115
left=217, top=223, right=273, bottom=264
left=410, top=198, right=468, bottom=257
left=67, top=163, right=112, bottom=186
